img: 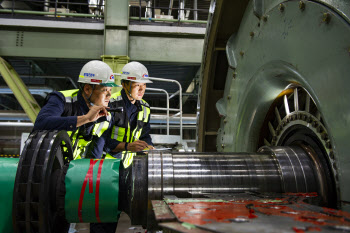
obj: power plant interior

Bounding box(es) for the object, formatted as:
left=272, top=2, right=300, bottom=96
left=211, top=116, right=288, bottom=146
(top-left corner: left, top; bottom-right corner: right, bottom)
left=1, top=0, right=350, bottom=232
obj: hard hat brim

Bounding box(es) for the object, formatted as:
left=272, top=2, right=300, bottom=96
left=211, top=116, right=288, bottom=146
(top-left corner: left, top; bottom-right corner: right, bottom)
left=100, top=83, right=119, bottom=87
left=119, top=77, right=153, bottom=83
left=129, top=79, right=153, bottom=83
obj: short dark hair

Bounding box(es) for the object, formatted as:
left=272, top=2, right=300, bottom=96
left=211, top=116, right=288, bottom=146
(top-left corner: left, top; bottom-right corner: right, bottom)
left=121, top=80, right=130, bottom=85
left=79, top=83, right=96, bottom=91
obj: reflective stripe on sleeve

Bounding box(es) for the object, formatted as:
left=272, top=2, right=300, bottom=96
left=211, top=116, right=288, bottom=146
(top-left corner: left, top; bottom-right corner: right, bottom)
left=94, top=121, right=109, bottom=137
left=144, top=106, right=150, bottom=122
left=112, top=126, right=126, bottom=141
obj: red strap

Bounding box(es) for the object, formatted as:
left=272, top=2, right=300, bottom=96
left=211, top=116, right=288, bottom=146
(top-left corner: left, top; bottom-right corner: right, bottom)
left=95, top=159, right=104, bottom=223
left=78, top=159, right=98, bottom=223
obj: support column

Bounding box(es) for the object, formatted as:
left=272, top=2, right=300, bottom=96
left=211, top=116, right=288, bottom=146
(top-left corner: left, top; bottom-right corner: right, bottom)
left=101, top=55, right=129, bottom=92
left=103, top=0, right=130, bottom=92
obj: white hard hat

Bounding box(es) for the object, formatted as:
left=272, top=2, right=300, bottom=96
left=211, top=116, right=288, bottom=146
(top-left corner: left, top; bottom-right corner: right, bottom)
left=78, top=60, right=118, bottom=87
left=119, top=62, right=153, bottom=83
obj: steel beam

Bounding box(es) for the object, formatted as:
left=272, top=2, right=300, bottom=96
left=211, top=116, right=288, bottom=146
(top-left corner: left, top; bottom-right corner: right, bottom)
left=0, top=57, right=40, bottom=122
left=129, top=36, right=203, bottom=63
left=0, top=30, right=104, bottom=59
left=104, top=0, right=129, bottom=56
left=101, top=55, right=129, bottom=93
left=0, top=18, right=204, bottom=62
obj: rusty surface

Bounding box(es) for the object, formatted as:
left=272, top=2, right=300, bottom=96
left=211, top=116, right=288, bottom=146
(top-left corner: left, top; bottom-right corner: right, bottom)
left=162, top=193, right=350, bottom=232
left=152, top=200, right=176, bottom=222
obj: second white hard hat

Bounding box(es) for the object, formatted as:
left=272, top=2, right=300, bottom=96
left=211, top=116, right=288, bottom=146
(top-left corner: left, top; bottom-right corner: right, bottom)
left=119, top=62, right=153, bottom=83
left=78, top=60, right=118, bottom=87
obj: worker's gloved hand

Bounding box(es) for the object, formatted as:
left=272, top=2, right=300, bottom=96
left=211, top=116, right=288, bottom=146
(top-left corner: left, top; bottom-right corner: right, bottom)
left=127, top=140, right=149, bottom=152
left=86, top=105, right=109, bottom=122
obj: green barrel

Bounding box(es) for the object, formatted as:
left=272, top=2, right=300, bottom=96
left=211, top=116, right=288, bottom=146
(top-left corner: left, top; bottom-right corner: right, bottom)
left=0, top=158, right=19, bottom=233
left=65, top=159, right=121, bottom=223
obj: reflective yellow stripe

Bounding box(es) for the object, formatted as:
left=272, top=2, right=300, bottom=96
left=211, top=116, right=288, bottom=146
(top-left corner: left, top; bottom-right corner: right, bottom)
left=60, top=89, right=79, bottom=103
left=123, top=152, right=136, bottom=168
left=93, top=121, right=109, bottom=137
left=138, top=106, right=144, bottom=121
left=126, top=122, right=131, bottom=142
left=104, top=153, right=116, bottom=159
left=144, top=106, right=150, bottom=122
left=112, top=126, right=126, bottom=141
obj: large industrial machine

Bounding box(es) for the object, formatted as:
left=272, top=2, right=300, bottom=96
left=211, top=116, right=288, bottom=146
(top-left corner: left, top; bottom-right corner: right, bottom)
left=1, top=0, right=350, bottom=232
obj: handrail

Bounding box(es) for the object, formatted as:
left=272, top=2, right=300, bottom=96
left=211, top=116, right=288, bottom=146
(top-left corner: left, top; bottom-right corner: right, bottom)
left=148, top=77, right=182, bottom=142
left=129, top=16, right=207, bottom=24
left=0, top=9, right=207, bottom=24
left=146, top=87, right=169, bottom=135
left=0, top=9, right=104, bottom=18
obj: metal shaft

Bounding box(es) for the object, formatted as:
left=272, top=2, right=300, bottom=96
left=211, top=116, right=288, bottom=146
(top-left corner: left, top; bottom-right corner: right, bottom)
left=147, top=146, right=322, bottom=200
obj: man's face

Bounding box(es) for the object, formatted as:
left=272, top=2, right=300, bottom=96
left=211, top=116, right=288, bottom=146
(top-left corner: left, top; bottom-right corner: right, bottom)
left=88, top=85, right=112, bottom=107
left=125, top=82, right=147, bottom=101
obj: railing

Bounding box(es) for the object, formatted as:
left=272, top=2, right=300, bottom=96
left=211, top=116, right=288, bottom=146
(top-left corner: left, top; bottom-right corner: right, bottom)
left=129, top=0, right=209, bottom=24
left=0, top=0, right=208, bottom=24
left=0, top=0, right=105, bottom=19
left=148, top=77, right=183, bottom=142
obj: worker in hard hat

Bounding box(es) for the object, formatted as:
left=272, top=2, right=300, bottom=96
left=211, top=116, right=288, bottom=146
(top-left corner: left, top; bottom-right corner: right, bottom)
left=88, top=61, right=154, bottom=233
left=103, top=61, right=154, bottom=162
left=33, top=60, right=118, bottom=160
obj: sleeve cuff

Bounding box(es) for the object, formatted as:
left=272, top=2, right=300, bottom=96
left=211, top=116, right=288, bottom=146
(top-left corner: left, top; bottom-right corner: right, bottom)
left=66, top=116, right=78, bottom=131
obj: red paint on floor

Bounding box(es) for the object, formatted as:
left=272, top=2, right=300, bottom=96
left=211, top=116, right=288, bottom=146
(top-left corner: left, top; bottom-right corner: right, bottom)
left=167, top=193, right=350, bottom=229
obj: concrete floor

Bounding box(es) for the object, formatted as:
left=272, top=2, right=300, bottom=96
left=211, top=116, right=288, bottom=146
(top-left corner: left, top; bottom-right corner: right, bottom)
left=71, top=212, right=144, bottom=233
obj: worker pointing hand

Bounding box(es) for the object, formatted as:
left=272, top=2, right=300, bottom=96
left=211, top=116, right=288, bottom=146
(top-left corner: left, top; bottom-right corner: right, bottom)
left=33, top=60, right=119, bottom=160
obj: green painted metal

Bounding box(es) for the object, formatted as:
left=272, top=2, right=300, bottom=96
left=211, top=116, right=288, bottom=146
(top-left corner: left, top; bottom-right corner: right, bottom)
left=65, top=159, right=121, bottom=223
left=101, top=55, right=129, bottom=93
left=0, top=57, right=40, bottom=122
left=0, top=28, right=203, bottom=62
left=211, top=0, right=350, bottom=205
left=104, top=30, right=129, bottom=55
left=0, top=30, right=104, bottom=59
left=0, top=158, right=19, bottom=233
left=104, top=0, right=129, bottom=56
left=129, top=16, right=207, bottom=24
left=105, top=0, right=128, bottom=27
left=129, top=36, right=203, bottom=63
left=0, top=9, right=103, bottom=18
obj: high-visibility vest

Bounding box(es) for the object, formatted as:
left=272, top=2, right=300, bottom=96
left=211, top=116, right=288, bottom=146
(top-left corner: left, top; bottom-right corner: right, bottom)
left=60, top=89, right=110, bottom=160
left=109, top=91, right=150, bottom=167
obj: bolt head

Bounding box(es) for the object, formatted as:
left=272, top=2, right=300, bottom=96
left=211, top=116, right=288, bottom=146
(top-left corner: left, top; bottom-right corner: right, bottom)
left=279, top=4, right=285, bottom=12
left=232, top=72, right=237, bottom=79
left=299, top=1, right=305, bottom=11
left=227, top=95, right=231, bottom=100
left=262, top=15, right=268, bottom=22
left=240, top=51, right=245, bottom=57
left=323, top=13, right=331, bottom=24
left=250, top=31, right=255, bottom=37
